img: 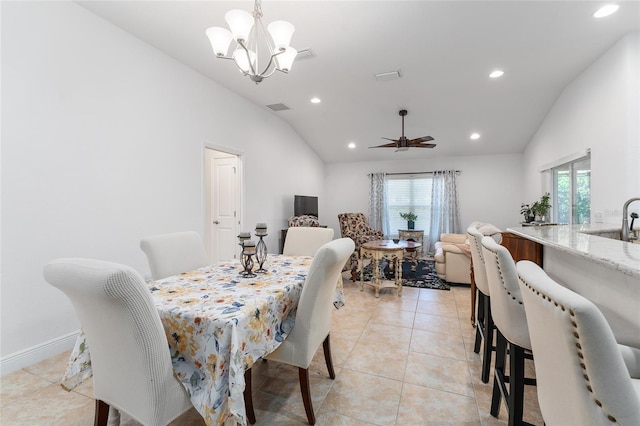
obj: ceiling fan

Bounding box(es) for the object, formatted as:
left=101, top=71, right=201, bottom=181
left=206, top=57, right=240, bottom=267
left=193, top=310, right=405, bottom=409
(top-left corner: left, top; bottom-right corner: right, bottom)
left=370, top=109, right=436, bottom=152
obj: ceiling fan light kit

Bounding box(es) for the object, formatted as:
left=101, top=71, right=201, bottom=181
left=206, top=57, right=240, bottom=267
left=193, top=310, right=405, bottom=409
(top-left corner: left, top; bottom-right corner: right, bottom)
left=206, top=0, right=297, bottom=84
left=370, top=109, right=437, bottom=152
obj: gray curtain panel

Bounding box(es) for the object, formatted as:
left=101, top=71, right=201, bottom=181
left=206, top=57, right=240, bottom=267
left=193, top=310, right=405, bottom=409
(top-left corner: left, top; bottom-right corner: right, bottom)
left=427, top=170, right=461, bottom=254
left=368, top=172, right=386, bottom=233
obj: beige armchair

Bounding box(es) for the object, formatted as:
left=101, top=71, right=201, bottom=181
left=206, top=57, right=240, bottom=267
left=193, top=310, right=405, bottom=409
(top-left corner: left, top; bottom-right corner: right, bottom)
left=434, top=233, right=471, bottom=284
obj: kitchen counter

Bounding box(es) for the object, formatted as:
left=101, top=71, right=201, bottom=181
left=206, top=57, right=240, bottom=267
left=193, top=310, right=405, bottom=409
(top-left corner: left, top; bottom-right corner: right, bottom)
left=507, top=223, right=640, bottom=279
left=507, top=223, right=640, bottom=347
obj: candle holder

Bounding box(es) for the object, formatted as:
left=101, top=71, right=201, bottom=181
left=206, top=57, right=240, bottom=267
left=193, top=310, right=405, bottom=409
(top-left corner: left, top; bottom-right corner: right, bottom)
left=255, top=232, right=268, bottom=273
left=240, top=248, right=257, bottom=278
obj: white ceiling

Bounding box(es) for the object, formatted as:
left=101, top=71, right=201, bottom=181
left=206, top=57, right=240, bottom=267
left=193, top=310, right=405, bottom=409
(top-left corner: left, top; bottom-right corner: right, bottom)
left=79, top=1, right=640, bottom=163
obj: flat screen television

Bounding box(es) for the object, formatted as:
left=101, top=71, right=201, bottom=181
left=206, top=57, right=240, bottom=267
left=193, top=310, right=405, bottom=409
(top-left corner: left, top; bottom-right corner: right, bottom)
left=294, top=195, right=318, bottom=218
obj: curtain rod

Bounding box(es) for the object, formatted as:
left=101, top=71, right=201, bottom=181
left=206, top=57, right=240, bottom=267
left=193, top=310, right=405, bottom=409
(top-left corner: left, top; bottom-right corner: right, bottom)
left=368, top=170, right=461, bottom=176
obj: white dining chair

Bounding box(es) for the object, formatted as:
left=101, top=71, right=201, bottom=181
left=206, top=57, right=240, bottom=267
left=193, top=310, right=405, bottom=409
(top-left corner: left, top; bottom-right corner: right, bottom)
left=517, top=260, right=640, bottom=426
left=282, top=226, right=334, bottom=256
left=140, top=231, right=208, bottom=280
left=250, top=238, right=354, bottom=425
left=43, top=258, right=194, bottom=426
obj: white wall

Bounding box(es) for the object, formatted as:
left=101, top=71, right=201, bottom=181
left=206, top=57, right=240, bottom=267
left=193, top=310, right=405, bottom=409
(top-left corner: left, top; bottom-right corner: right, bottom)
left=0, top=2, right=324, bottom=366
left=522, top=33, right=640, bottom=223
left=324, top=154, right=524, bottom=236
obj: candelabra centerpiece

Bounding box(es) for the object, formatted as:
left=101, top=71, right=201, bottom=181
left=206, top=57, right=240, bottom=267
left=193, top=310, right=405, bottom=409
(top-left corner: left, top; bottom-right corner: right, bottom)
left=237, top=232, right=257, bottom=278
left=255, top=222, right=268, bottom=273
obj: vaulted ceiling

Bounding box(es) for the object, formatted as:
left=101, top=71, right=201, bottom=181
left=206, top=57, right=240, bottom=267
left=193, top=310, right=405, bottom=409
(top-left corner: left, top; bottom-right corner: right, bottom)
left=79, top=1, right=640, bottom=163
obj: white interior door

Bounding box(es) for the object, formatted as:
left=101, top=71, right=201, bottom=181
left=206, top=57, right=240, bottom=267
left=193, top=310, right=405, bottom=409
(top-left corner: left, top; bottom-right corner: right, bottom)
left=205, top=149, right=241, bottom=262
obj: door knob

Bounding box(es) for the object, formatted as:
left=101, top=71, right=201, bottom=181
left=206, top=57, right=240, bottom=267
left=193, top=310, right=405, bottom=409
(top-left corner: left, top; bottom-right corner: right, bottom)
left=213, top=220, right=220, bottom=225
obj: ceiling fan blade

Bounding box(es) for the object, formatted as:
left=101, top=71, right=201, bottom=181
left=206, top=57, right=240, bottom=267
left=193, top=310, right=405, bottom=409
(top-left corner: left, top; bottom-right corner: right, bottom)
left=369, top=142, right=399, bottom=148
left=409, top=143, right=437, bottom=148
left=381, top=137, right=400, bottom=142
left=409, top=136, right=435, bottom=143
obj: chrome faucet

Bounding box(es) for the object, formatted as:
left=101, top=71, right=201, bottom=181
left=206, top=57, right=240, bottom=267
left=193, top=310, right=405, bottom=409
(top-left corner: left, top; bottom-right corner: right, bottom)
left=622, top=197, right=640, bottom=242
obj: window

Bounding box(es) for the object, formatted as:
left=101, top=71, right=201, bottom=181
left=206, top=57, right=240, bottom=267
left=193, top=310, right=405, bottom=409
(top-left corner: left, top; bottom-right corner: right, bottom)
left=384, top=176, right=432, bottom=236
left=552, top=155, right=591, bottom=224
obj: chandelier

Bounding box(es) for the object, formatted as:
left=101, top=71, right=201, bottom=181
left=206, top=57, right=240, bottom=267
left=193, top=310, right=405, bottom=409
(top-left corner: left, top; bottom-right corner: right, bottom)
left=206, top=0, right=297, bottom=84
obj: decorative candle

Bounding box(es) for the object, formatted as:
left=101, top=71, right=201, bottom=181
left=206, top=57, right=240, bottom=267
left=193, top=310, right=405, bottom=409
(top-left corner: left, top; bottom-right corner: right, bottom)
left=255, top=223, right=267, bottom=231
left=238, top=232, right=251, bottom=240
left=243, top=240, right=256, bottom=247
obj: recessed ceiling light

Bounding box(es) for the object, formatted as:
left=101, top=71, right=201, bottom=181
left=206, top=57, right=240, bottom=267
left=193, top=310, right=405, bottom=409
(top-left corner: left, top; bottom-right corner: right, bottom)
left=348, top=142, right=356, bottom=149
left=310, top=97, right=321, bottom=104
left=470, top=133, right=480, bottom=140
left=489, top=70, right=504, bottom=79
left=593, top=4, right=619, bottom=18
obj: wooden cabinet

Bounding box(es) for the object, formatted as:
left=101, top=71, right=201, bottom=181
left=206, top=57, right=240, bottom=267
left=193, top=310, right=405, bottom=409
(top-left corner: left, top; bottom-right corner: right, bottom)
left=500, top=232, right=543, bottom=266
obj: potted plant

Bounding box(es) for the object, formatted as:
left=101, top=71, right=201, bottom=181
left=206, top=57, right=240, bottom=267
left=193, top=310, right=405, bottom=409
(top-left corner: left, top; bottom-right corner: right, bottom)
left=531, top=193, right=551, bottom=222
left=520, top=204, right=534, bottom=223
left=399, top=212, right=418, bottom=230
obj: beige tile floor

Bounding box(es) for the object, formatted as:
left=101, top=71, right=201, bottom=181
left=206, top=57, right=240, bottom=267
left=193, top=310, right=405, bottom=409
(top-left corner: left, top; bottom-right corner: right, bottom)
left=0, top=276, right=544, bottom=425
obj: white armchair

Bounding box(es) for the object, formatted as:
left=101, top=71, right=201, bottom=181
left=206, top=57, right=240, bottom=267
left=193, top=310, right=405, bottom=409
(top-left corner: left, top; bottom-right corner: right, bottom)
left=434, top=233, right=471, bottom=284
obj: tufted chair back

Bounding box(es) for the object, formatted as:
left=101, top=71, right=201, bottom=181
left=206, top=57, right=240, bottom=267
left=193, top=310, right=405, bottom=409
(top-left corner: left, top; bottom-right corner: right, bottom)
left=467, top=225, right=489, bottom=296
left=517, top=261, right=640, bottom=425
left=481, top=236, right=531, bottom=350
left=337, top=213, right=384, bottom=278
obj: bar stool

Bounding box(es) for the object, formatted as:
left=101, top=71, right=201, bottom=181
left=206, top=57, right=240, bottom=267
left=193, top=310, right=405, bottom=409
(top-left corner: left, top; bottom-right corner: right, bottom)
left=517, top=261, right=640, bottom=425
left=481, top=236, right=536, bottom=426
left=467, top=225, right=494, bottom=383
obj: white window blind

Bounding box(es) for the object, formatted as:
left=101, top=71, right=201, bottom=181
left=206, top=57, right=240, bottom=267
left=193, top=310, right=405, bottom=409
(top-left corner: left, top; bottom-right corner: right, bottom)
left=384, top=176, right=432, bottom=236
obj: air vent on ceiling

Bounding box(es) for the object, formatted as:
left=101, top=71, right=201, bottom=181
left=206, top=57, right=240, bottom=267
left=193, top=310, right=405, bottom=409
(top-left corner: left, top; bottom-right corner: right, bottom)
left=296, top=49, right=315, bottom=60
left=375, top=70, right=401, bottom=81
left=266, top=103, right=290, bottom=111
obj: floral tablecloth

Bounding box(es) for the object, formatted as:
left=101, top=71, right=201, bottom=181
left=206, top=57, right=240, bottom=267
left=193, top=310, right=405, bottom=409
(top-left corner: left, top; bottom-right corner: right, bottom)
left=61, top=254, right=345, bottom=425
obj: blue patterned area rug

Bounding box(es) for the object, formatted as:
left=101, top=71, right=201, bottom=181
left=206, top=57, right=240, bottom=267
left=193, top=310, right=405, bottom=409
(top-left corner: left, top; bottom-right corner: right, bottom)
left=361, top=259, right=450, bottom=290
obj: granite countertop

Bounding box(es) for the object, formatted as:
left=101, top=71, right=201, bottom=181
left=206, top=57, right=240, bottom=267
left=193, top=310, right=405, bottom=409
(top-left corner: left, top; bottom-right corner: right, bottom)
left=506, top=223, right=640, bottom=279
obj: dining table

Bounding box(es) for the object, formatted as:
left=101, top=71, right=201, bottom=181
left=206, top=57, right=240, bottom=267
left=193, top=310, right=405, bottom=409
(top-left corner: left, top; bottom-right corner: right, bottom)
left=60, top=254, right=345, bottom=426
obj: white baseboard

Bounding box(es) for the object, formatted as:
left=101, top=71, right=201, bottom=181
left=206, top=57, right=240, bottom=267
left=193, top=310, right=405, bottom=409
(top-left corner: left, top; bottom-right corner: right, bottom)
left=1, top=331, right=79, bottom=376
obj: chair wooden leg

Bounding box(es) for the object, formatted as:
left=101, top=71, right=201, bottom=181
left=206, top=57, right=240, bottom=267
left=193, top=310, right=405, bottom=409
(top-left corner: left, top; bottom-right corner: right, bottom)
left=94, top=400, right=109, bottom=426
left=491, top=331, right=507, bottom=417
left=323, top=335, right=336, bottom=379
left=244, top=368, right=256, bottom=425
left=508, top=344, right=526, bottom=426
left=298, top=367, right=316, bottom=425
left=473, top=291, right=484, bottom=353
left=481, top=295, right=494, bottom=383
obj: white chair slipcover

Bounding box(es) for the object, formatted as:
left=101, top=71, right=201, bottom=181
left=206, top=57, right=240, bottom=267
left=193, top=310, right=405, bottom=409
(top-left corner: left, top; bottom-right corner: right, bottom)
left=282, top=227, right=334, bottom=257
left=140, top=231, right=208, bottom=280
left=263, top=238, right=355, bottom=425
left=43, top=258, right=193, bottom=426
left=517, top=261, right=640, bottom=426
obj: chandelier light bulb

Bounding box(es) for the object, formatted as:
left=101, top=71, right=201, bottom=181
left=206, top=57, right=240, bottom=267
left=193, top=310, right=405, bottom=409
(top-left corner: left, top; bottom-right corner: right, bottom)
left=233, top=49, right=256, bottom=74
left=275, top=47, right=297, bottom=72
left=206, top=27, right=234, bottom=57
left=225, top=9, right=254, bottom=43
left=267, top=20, right=295, bottom=51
